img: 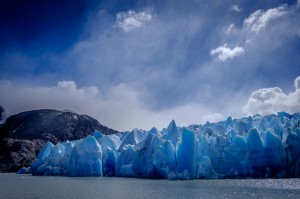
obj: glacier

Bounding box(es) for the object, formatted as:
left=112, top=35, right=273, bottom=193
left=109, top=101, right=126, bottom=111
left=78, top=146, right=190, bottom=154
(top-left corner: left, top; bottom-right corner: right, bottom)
left=18, top=112, right=300, bottom=179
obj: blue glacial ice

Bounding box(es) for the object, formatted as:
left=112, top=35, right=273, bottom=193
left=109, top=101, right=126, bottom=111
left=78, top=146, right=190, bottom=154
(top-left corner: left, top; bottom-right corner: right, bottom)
left=18, top=112, right=300, bottom=179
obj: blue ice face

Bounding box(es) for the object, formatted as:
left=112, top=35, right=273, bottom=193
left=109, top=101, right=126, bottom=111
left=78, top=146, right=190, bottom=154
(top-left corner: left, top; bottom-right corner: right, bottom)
left=21, top=112, right=300, bottom=179
left=68, top=136, right=103, bottom=177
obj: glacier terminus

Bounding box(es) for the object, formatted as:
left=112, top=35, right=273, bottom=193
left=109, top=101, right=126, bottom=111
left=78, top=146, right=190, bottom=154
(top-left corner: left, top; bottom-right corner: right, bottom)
left=18, top=112, right=300, bottom=179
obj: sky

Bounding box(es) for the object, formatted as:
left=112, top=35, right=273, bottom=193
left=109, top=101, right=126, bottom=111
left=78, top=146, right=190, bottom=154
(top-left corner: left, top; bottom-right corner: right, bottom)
left=0, top=0, right=300, bottom=131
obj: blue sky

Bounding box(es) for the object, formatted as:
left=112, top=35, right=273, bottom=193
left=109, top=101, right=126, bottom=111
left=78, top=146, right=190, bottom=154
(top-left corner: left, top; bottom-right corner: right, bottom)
left=1, top=0, right=300, bottom=131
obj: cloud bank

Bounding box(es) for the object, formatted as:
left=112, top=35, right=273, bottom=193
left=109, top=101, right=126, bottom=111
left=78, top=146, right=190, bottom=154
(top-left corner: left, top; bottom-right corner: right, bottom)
left=243, top=76, right=300, bottom=115
left=0, top=80, right=223, bottom=131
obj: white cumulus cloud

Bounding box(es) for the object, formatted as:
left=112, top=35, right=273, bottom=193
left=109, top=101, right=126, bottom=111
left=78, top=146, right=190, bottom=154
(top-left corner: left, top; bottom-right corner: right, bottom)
left=57, top=81, right=77, bottom=91
left=116, top=10, right=152, bottom=32
left=243, top=5, right=287, bottom=33
left=210, top=44, right=244, bottom=61
left=231, top=5, right=241, bottom=12
left=243, top=76, right=300, bottom=115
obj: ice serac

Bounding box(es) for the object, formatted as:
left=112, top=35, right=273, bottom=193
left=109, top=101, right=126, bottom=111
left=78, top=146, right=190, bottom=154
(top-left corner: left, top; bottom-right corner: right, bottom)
left=30, top=142, right=54, bottom=175
left=221, top=134, right=248, bottom=177
left=153, top=140, right=176, bottom=179
left=133, top=132, right=156, bottom=177
left=165, top=120, right=181, bottom=147
left=69, top=135, right=103, bottom=176
left=264, top=130, right=286, bottom=177
left=116, top=145, right=135, bottom=177
left=246, top=128, right=266, bottom=176
left=118, top=129, right=146, bottom=151
left=176, top=127, right=196, bottom=179
left=96, top=132, right=121, bottom=176
left=20, top=112, right=300, bottom=179
left=282, top=127, right=300, bottom=177
left=44, top=142, right=65, bottom=175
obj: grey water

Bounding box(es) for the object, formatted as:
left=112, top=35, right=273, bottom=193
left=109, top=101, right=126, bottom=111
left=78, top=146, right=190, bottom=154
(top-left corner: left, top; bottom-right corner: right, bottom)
left=0, top=174, right=300, bottom=199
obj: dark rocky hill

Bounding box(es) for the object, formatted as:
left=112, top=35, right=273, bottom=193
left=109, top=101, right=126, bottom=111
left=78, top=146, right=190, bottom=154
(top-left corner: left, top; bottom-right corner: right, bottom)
left=0, top=109, right=119, bottom=172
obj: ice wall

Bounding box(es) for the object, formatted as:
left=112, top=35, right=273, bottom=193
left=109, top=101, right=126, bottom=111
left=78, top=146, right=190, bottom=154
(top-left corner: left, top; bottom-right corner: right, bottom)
left=19, top=112, right=300, bottom=179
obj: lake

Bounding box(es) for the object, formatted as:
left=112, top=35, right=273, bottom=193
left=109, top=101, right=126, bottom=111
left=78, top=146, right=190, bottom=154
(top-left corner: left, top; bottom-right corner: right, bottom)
left=0, top=173, right=299, bottom=199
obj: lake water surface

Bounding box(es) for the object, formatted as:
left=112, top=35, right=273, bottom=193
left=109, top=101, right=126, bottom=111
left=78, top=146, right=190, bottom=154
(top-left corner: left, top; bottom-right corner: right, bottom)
left=0, top=173, right=299, bottom=199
